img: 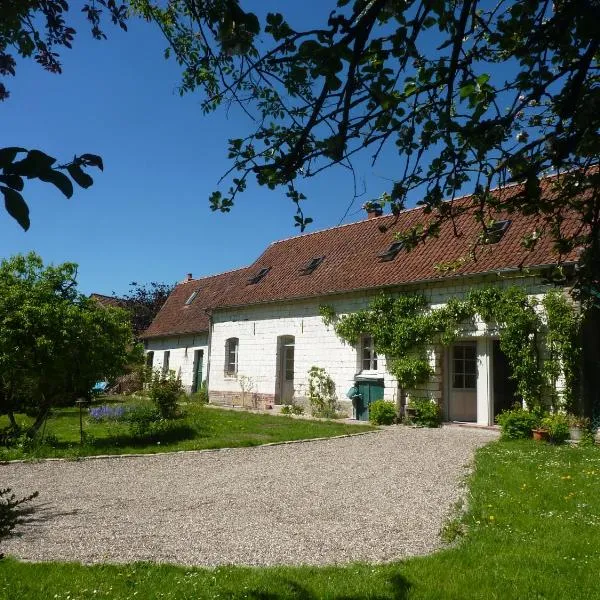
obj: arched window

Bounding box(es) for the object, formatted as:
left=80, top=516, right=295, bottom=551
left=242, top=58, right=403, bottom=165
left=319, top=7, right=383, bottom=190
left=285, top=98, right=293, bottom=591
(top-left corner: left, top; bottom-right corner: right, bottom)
left=225, top=337, right=239, bottom=376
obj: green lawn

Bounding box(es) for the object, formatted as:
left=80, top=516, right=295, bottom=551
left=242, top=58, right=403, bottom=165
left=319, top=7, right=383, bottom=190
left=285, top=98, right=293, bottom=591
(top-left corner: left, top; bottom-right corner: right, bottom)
left=0, top=398, right=374, bottom=460
left=1, top=440, right=599, bottom=599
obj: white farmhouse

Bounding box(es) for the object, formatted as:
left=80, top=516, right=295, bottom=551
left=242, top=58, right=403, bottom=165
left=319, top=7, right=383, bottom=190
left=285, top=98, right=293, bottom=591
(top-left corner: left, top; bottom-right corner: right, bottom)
left=141, top=180, right=580, bottom=425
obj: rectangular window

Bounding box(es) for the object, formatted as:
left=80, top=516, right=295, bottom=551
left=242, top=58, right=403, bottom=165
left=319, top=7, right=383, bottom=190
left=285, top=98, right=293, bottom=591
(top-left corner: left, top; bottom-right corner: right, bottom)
left=225, top=338, right=238, bottom=376
left=285, top=344, right=294, bottom=380
left=483, top=220, right=511, bottom=244
left=378, top=241, right=404, bottom=262
left=146, top=351, right=154, bottom=369
left=162, top=350, right=170, bottom=375
left=185, top=290, right=199, bottom=305
left=361, top=336, right=378, bottom=371
left=299, top=256, right=324, bottom=275
left=247, top=267, right=270, bottom=284
left=452, top=344, right=477, bottom=389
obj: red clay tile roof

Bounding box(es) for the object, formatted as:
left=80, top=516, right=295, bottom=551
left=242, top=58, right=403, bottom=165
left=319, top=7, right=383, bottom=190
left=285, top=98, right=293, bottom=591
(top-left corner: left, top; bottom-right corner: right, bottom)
left=142, top=176, right=583, bottom=338
left=140, top=268, right=249, bottom=339
left=90, top=293, right=125, bottom=308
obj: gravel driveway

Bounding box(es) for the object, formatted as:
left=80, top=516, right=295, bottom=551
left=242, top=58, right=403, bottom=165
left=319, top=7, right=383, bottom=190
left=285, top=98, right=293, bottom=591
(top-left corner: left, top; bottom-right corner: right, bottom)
left=2, top=426, right=497, bottom=566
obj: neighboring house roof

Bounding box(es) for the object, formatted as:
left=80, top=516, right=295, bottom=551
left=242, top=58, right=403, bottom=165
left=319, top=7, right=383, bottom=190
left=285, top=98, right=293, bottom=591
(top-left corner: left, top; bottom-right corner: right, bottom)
left=142, top=176, right=582, bottom=339
left=90, top=293, right=125, bottom=308
left=140, top=268, right=250, bottom=339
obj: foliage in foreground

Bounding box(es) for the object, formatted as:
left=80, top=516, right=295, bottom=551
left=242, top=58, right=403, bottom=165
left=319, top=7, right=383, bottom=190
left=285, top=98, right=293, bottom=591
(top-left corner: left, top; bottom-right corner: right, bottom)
left=0, top=488, right=38, bottom=543
left=133, top=1, right=599, bottom=305
left=1, top=441, right=599, bottom=599
left=1, top=1, right=127, bottom=229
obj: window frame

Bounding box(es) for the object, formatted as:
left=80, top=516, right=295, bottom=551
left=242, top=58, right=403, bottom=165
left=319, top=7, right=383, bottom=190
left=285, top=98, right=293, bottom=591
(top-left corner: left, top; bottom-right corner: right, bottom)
left=452, top=343, right=477, bottom=390
left=360, top=335, right=378, bottom=372
left=225, top=337, right=239, bottom=376
left=162, top=350, right=170, bottom=375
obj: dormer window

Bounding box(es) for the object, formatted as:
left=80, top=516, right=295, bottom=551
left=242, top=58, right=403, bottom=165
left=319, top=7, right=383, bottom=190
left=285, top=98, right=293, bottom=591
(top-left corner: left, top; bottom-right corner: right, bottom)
left=248, top=267, right=270, bottom=285
left=483, top=220, right=511, bottom=244
left=184, top=290, right=199, bottom=305
left=378, top=241, right=404, bottom=262
left=300, top=256, right=324, bottom=275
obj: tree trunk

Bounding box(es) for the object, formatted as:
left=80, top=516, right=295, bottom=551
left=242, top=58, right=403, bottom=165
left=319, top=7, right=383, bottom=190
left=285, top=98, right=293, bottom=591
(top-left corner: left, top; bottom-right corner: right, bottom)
left=26, top=396, right=51, bottom=438
left=7, top=411, right=17, bottom=429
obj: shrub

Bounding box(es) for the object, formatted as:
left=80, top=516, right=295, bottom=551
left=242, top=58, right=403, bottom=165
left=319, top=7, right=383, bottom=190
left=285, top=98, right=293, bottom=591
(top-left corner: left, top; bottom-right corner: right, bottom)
left=281, top=404, right=304, bottom=416
left=148, top=370, right=183, bottom=419
left=407, top=398, right=442, bottom=428
left=541, top=413, right=570, bottom=444
left=191, top=380, right=209, bottom=404
left=369, top=400, right=397, bottom=425
left=308, top=366, right=339, bottom=418
left=125, top=404, right=161, bottom=437
left=496, top=405, right=539, bottom=440
left=1, top=487, right=39, bottom=543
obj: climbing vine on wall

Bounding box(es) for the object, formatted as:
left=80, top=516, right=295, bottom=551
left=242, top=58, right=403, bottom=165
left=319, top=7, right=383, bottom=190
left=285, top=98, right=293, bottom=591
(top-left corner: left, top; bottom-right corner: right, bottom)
left=327, top=286, right=581, bottom=409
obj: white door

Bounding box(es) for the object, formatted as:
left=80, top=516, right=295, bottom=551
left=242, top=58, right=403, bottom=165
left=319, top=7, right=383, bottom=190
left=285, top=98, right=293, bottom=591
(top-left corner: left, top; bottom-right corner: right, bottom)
left=449, top=342, right=477, bottom=422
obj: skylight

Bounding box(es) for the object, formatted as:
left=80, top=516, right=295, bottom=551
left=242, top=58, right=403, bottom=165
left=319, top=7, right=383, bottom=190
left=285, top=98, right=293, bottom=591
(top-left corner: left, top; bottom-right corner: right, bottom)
left=484, top=220, right=511, bottom=244
left=300, top=256, right=324, bottom=275
left=377, top=241, right=404, bottom=262
left=184, top=290, right=199, bottom=305
left=247, top=267, right=270, bottom=285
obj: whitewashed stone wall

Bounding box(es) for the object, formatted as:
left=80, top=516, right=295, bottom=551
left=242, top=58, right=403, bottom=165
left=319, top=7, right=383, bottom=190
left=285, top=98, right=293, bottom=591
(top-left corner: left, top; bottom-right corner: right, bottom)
left=145, top=333, right=208, bottom=393
left=208, top=273, right=554, bottom=422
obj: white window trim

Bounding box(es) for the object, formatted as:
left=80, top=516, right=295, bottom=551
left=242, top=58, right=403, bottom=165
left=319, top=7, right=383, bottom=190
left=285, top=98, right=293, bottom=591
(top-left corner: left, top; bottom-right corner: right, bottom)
left=225, top=337, right=239, bottom=377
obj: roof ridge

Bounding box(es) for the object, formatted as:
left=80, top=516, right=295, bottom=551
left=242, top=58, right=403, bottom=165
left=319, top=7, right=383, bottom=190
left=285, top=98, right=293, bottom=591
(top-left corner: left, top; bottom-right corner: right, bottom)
left=179, top=265, right=250, bottom=286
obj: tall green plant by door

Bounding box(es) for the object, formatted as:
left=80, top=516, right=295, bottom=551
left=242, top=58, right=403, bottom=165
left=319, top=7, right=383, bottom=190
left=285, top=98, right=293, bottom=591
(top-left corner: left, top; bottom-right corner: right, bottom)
left=326, top=287, right=581, bottom=410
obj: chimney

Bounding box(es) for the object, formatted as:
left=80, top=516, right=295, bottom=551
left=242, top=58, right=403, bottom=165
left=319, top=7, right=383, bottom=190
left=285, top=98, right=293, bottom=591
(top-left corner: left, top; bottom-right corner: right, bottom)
left=184, top=273, right=192, bottom=282
left=364, top=202, right=383, bottom=219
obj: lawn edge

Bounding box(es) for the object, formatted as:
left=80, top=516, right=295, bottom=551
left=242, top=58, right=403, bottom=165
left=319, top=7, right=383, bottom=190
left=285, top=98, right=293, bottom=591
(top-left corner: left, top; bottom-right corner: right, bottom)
left=0, top=428, right=382, bottom=465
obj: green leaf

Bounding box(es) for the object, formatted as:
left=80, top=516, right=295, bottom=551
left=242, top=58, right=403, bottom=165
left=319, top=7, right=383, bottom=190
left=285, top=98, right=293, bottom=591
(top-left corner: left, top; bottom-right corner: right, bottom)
left=476, top=73, right=490, bottom=86
left=459, top=82, right=475, bottom=99
left=66, top=164, right=93, bottom=189
left=39, top=169, right=74, bottom=198
left=1, top=186, right=30, bottom=230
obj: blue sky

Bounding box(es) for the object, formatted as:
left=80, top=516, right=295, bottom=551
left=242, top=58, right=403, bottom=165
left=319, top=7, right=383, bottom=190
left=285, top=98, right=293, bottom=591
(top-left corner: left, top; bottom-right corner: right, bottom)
left=1, top=2, right=408, bottom=296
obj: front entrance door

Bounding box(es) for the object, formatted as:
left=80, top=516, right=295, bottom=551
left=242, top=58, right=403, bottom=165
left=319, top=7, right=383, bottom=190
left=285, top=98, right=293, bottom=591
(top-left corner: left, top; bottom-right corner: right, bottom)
left=192, top=350, right=204, bottom=393
left=355, top=379, right=384, bottom=421
left=449, top=342, right=477, bottom=421
left=278, top=336, right=295, bottom=404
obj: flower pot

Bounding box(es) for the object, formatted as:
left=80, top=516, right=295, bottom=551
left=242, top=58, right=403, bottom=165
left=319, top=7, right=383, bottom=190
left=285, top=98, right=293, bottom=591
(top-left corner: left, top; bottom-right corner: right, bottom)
left=532, top=428, right=549, bottom=441
left=569, top=427, right=583, bottom=441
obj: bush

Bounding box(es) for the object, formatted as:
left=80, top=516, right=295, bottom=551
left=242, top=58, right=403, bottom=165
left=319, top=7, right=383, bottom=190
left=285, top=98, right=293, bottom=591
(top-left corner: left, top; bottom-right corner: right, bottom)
left=191, top=380, right=209, bottom=404
left=1, top=487, right=39, bottom=543
left=125, top=404, right=161, bottom=437
left=281, top=404, right=304, bottom=416
left=369, top=400, right=397, bottom=425
left=496, top=405, right=539, bottom=440
left=407, top=398, right=442, bottom=427
left=148, top=370, right=183, bottom=419
left=308, top=366, right=339, bottom=419
left=541, top=413, right=570, bottom=444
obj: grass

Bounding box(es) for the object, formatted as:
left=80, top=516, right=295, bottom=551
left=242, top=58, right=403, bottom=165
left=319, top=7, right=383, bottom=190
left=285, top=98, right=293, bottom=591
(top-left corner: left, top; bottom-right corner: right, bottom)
left=0, top=397, right=374, bottom=460
left=1, top=440, right=599, bottom=599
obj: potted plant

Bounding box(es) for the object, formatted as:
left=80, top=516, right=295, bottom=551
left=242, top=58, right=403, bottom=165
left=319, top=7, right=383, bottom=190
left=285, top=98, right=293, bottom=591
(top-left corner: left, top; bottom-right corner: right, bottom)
left=567, top=415, right=590, bottom=441
left=540, top=413, right=570, bottom=444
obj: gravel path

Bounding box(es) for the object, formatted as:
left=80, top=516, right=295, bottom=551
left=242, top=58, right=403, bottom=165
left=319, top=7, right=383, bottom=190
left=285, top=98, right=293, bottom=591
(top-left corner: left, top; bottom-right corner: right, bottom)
left=2, top=426, right=497, bottom=566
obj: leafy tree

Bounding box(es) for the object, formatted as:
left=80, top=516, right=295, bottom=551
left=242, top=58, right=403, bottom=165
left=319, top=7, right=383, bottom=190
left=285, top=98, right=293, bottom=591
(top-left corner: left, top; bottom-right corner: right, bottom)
left=117, top=281, right=174, bottom=337
left=0, top=253, right=140, bottom=436
left=133, top=0, right=599, bottom=299
left=0, top=1, right=128, bottom=229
